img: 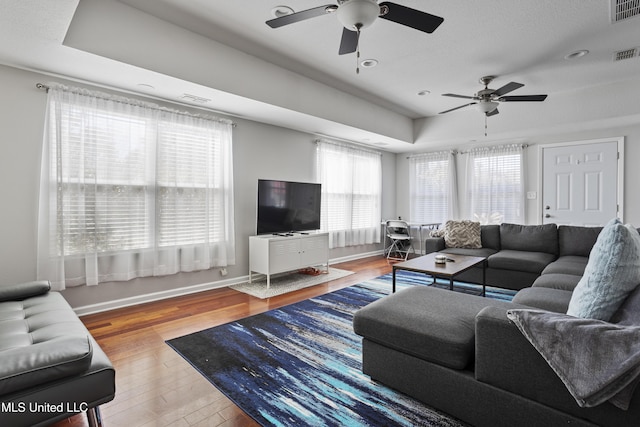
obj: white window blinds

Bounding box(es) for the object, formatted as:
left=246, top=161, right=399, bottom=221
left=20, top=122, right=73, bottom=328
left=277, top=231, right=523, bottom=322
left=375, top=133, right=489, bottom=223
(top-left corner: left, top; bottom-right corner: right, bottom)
left=409, top=151, right=458, bottom=224
left=466, top=144, right=524, bottom=224
left=316, top=140, right=381, bottom=248
left=37, top=85, right=235, bottom=289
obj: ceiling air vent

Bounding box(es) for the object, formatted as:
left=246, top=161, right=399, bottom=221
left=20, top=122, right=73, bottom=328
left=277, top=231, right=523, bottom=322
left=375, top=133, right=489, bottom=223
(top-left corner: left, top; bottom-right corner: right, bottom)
left=614, top=47, right=639, bottom=61
left=179, top=94, right=211, bottom=104
left=611, top=0, right=640, bottom=23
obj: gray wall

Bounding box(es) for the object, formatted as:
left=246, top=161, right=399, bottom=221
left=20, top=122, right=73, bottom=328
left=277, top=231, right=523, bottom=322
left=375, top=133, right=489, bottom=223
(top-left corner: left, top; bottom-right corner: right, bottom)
left=2, top=63, right=639, bottom=312
left=0, top=64, right=395, bottom=311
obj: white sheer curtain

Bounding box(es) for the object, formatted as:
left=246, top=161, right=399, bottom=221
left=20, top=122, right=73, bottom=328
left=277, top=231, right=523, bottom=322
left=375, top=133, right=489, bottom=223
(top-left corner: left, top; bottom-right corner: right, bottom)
left=466, top=144, right=525, bottom=224
left=316, top=140, right=381, bottom=248
left=409, top=150, right=458, bottom=223
left=37, top=84, right=235, bottom=290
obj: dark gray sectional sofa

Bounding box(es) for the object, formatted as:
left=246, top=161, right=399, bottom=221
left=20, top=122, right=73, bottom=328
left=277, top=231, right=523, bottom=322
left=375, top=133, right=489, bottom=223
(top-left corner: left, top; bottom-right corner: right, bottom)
left=354, top=223, right=640, bottom=427
left=424, top=223, right=601, bottom=291
left=0, top=281, right=115, bottom=427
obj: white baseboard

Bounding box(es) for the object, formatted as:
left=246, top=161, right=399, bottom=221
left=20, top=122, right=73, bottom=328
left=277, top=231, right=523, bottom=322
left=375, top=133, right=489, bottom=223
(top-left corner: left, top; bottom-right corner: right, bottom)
left=74, top=251, right=382, bottom=317
left=74, top=275, right=248, bottom=317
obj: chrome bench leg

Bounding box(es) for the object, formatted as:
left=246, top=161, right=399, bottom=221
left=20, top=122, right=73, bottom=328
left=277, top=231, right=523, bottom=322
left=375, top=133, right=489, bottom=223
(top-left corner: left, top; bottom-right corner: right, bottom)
left=87, top=406, right=103, bottom=427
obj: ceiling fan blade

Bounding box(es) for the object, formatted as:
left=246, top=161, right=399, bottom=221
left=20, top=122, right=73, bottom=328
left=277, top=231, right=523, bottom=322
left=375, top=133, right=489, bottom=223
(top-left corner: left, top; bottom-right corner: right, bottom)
left=442, top=93, right=476, bottom=100
left=498, top=95, right=548, bottom=102
left=339, top=28, right=358, bottom=55
left=266, top=5, right=335, bottom=28
left=486, top=108, right=500, bottom=117
left=439, top=103, right=476, bottom=114
left=379, top=2, right=444, bottom=33
left=491, top=82, right=524, bottom=97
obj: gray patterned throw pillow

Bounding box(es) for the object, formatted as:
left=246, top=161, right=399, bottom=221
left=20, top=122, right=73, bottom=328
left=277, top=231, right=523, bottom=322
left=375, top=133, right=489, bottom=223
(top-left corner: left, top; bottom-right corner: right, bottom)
left=444, top=220, right=482, bottom=248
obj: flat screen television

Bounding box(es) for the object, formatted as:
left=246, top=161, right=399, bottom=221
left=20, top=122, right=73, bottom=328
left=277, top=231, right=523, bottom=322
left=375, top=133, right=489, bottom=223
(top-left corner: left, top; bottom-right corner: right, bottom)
left=257, top=179, right=322, bottom=235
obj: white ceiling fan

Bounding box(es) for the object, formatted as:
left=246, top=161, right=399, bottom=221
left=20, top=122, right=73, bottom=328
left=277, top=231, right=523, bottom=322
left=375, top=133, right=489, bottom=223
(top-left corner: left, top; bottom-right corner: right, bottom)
left=266, top=0, right=444, bottom=72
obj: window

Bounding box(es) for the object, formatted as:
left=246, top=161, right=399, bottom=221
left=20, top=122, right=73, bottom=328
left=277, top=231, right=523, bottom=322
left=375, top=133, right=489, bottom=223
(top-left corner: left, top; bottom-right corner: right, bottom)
left=409, top=151, right=458, bottom=224
left=466, top=144, right=524, bottom=224
left=315, top=140, right=381, bottom=248
left=37, top=85, right=235, bottom=289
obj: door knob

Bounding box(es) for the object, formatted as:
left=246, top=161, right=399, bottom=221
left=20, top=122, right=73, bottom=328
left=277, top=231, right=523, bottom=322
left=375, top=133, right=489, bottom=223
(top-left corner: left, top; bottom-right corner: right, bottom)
left=545, top=214, right=551, bottom=218
left=545, top=205, right=550, bottom=210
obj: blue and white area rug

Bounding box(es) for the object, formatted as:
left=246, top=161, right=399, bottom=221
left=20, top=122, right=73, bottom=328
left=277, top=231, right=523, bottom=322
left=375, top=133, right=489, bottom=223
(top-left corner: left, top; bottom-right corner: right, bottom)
left=167, top=272, right=514, bottom=426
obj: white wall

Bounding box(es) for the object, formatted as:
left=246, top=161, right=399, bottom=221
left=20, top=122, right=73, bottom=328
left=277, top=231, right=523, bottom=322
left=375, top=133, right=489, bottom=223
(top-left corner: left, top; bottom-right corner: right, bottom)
left=0, top=64, right=394, bottom=310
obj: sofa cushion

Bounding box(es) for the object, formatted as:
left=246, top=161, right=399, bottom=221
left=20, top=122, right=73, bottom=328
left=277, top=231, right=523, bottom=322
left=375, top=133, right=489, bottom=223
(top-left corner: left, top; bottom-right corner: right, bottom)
left=541, top=256, right=588, bottom=276
left=513, top=287, right=573, bottom=313
left=567, top=219, right=640, bottom=321
left=480, top=224, right=501, bottom=250
left=440, top=247, right=497, bottom=258
left=353, top=286, right=514, bottom=370
left=488, top=250, right=556, bottom=274
left=444, top=220, right=482, bottom=249
left=558, top=225, right=602, bottom=257
left=500, top=223, right=559, bottom=255
left=532, top=273, right=582, bottom=292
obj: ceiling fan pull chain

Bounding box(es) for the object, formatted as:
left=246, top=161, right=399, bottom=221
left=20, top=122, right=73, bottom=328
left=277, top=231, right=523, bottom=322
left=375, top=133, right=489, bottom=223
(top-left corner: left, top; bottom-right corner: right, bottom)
left=485, top=115, right=488, bottom=137
left=356, top=26, right=361, bottom=74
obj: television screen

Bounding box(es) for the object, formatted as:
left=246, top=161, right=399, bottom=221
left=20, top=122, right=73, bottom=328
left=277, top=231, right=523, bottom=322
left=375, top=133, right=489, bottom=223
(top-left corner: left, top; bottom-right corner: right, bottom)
left=257, top=179, right=321, bottom=235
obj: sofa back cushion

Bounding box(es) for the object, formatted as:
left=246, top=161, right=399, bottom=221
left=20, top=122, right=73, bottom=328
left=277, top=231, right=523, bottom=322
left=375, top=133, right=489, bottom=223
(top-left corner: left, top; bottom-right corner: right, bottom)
left=480, top=225, right=501, bottom=250
left=558, top=225, right=603, bottom=257
left=500, top=223, right=558, bottom=255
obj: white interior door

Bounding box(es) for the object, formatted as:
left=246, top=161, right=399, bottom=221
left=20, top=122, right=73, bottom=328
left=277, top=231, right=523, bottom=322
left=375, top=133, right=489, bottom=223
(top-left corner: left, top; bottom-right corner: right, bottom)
left=541, top=139, right=622, bottom=226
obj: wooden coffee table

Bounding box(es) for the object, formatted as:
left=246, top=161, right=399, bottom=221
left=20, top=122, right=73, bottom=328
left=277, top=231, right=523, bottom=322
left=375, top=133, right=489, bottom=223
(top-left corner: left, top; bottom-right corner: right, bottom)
left=392, top=252, right=487, bottom=295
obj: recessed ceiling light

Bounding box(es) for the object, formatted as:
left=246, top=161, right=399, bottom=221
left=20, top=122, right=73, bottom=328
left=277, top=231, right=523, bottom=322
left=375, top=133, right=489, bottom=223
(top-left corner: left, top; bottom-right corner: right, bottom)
left=564, top=49, right=589, bottom=60
left=417, top=90, right=431, bottom=96
left=360, top=59, right=378, bottom=68
left=271, top=6, right=294, bottom=18
left=137, top=83, right=155, bottom=90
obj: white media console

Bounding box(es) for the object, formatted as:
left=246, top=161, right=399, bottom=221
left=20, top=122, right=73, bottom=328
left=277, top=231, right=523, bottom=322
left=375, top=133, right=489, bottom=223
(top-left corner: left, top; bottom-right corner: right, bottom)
left=249, top=232, right=329, bottom=289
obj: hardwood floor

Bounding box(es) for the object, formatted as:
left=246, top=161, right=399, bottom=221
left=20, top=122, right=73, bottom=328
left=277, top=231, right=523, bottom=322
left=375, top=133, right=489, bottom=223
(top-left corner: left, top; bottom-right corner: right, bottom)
left=52, top=256, right=393, bottom=427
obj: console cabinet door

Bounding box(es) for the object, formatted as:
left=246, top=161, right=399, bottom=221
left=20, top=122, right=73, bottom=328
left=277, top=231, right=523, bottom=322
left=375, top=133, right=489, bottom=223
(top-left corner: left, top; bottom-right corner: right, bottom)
left=299, top=235, right=329, bottom=267
left=269, top=239, right=301, bottom=273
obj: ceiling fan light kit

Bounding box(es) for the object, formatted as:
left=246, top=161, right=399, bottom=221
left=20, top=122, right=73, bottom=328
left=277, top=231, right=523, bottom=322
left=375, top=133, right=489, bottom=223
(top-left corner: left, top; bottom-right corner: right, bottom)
left=477, top=100, right=499, bottom=114
left=337, top=0, right=380, bottom=30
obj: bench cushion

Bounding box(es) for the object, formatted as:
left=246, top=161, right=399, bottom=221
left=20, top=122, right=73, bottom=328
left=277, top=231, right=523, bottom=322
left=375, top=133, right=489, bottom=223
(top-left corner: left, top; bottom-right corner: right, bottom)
left=353, top=286, right=514, bottom=370
left=0, top=292, right=94, bottom=395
